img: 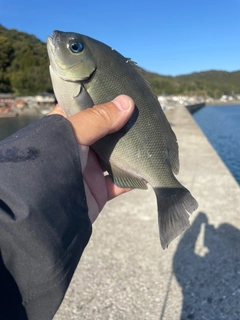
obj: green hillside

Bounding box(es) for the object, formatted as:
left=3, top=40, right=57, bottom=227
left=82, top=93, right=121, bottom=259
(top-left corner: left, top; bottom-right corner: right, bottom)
left=0, top=24, right=52, bottom=95
left=146, top=70, right=240, bottom=98
left=0, top=25, right=239, bottom=98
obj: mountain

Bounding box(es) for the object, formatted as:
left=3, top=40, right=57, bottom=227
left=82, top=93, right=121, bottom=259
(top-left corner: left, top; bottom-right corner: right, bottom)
left=0, top=24, right=52, bottom=95
left=145, top=70, right=240, bottom=98
left=0, top=25, right=239, bottom=98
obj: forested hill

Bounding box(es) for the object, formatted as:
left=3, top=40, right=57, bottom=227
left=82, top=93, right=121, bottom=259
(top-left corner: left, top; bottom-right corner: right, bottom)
left=0, top=25, right=52, bottom=95
left=0, top=25, right=239, bottom=98
left=146, top=70, right=240, bottom=98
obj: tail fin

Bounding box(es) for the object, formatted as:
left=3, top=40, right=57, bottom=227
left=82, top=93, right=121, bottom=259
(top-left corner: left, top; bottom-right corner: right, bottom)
left=154, top=187, right=198, bottom=249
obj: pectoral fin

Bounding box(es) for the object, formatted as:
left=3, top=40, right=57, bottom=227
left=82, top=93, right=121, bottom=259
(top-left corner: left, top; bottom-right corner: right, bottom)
left=74, top=85, right=94, bottom=110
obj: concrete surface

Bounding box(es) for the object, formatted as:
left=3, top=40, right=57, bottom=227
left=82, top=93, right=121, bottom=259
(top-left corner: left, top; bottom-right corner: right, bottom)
left=54, top=105, right=240, bottom=320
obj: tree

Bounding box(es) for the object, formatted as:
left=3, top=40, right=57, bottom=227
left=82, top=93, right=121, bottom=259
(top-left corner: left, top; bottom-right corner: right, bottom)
left=0, top=36, right=14, bottom=71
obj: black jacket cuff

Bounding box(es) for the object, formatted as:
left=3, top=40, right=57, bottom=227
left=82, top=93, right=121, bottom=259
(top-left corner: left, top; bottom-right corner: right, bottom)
left=0, top=115, right=92, bottom=319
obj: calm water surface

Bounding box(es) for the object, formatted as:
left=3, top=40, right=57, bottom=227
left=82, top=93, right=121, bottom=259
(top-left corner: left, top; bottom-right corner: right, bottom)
left=1, top=106, right=239, bottom=185
left=193, top=105, right=240, bottom=184
left=0, top=114, right=43, bottom=141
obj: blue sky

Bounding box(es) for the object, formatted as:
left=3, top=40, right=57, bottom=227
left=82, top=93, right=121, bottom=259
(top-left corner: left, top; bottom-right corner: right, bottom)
left=0, top=0, right=239, bottom=76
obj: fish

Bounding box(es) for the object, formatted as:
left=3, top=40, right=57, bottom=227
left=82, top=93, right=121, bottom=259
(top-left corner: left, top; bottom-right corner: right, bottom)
left=47, top=30, right=198, bottom=249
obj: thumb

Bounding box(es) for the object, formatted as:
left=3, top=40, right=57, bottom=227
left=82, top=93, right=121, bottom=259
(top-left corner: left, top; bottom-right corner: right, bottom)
left=48, top=104, right=67, bottom=117
left=69, top=95, right=135, bottom=146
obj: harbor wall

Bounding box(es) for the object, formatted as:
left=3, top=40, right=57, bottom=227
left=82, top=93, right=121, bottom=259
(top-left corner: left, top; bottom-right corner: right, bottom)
left=185, top=102, right=205, bottom=114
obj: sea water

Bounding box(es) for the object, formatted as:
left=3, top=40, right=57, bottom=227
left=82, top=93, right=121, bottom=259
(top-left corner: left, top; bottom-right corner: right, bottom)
left=1, top=106, right=239, bottom=185
left=0, top=114, right=43, bottom=141
left=193, top=105, right=240, bottom=184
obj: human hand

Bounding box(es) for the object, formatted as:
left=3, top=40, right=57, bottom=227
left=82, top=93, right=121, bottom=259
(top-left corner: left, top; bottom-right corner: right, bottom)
left=49, top=95, right=135, bottom=223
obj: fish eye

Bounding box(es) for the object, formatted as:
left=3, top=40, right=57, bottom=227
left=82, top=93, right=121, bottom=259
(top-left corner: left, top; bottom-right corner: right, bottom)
left=69, top=41, right=84, bottom=53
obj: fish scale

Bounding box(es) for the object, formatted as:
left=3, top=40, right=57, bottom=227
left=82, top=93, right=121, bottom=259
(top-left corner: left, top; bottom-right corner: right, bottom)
left=47, top=30, right=198, bottom=249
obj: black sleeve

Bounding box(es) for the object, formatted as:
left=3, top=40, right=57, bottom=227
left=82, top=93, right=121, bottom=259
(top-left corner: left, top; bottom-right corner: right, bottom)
left=0, top=115, right=92, bottom=320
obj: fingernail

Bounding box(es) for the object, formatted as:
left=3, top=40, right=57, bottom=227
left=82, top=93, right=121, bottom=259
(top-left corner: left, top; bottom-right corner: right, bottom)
left=112, top=95, right=134, bottom=111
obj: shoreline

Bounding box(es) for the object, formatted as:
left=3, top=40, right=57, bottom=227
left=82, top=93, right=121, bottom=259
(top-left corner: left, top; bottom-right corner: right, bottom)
left=0, top=113, right=18, bottom=118
left=206, top=101, right=240, bottom=106
left=186, top=101, right=240, bottom=114
left=0, top=107, right=44, bottom=118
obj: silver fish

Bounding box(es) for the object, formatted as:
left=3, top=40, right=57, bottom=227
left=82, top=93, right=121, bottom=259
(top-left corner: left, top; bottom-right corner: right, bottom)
left=47, top=30, right=198, bottom=249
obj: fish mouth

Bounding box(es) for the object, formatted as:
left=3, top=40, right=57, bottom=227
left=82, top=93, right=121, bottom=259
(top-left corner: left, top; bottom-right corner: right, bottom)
left=49, top=30, right=64, bottom=48
left=46, top=35, right=55, bottom=57
left=52, top=30, right=61, bottom=46
left=47, top=35, right=53, bottom=42
left=48, top=30, right=75, bottom=50
left=47, top=31, right=97, bottom=82
left=47, top=30, right=62, bottom=46
left=46, top=31, right=66, bottom=59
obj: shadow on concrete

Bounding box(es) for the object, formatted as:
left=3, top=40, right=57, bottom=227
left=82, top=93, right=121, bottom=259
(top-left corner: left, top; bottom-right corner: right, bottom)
left=172, top=212, right=240, bottom=320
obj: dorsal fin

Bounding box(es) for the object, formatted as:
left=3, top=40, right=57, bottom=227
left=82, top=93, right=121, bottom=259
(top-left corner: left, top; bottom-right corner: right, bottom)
left=128, top=60, right=160, bottom=101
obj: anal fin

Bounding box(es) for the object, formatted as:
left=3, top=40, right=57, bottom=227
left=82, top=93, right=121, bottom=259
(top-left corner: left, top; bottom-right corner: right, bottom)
left=104, top=162, right=148, bottom=190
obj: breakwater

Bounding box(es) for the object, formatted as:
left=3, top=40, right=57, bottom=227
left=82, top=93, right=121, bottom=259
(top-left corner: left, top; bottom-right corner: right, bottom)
left=185, top=102, right=205, bottom=114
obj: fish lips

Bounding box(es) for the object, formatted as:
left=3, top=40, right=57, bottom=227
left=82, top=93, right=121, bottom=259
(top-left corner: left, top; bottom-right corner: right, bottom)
left=48, top=30, right=68, bottom=49
left=51, top=30, right=61, bottom=46
left=47, top=33, right=96, bottom=82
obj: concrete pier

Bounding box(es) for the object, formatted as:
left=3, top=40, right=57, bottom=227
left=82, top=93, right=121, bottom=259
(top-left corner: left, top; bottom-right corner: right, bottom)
left=185, top=102, right=205, bottom=114
left=54, top=105, right=240, bottom=320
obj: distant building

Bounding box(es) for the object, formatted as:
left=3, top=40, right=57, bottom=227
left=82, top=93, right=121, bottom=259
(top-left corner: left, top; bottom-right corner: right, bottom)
left=12, top=99, right=28, bottom=110
left=35, top=92, right=55, bottom=105
left=0, top=93, right=15, bottom=107
left=0, top=93, right=14, bottom=99
left=220, top=94, right=234, bottom=102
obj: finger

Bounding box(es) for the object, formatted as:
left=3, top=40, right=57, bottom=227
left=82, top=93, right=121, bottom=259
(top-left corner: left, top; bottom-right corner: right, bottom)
left=105, top=175, right=132, bottom=201
left=78, top=145, right=89, bottom=171
left=83, top=149, right=108, bottom=211
left=83, top=182, right=100, bottom=224
left=48, top=104, right=67, bottom=117
left=69, top=95, right=135, bottom=145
